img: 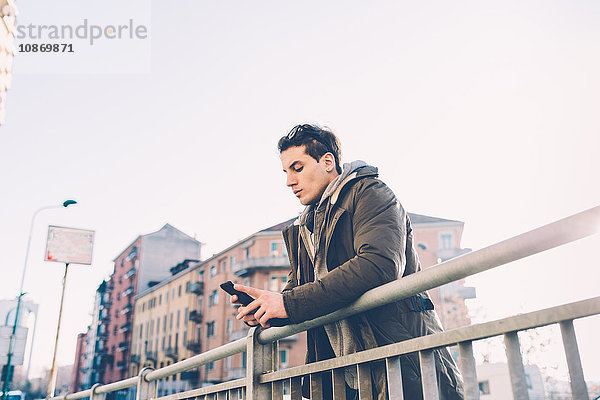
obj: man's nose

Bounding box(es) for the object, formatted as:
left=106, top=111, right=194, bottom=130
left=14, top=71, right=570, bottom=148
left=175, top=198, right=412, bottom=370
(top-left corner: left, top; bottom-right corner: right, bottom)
left=286, top=174, right=296, bottom=187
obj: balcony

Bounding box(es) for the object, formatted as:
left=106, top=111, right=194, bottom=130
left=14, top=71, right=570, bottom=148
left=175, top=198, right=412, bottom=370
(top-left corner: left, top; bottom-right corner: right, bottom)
left=125, top=267, right=136, bottom=279
left=189, top=310, right=203, bottom=323
left=117, top=341, right=129, bottom=351
left=145, top=351, right=157, bottom=362
left=96, top=325, right=110, bottom=340
left=119, top=322, right=131, bottom=333
left=122, top=286, right=135, bottom=297
left=165, top=347, right=178, bottom=360
left=130, top=354, right=140, bottom=364
left=100, top=301, right=112, bottom=309
left=189, top=281, right=204, bottom=295
left=120, top=303, right=133, bottom=315
left=233, top=256, right=289, bottom=276
left=186, top=339, right=202, bottom=353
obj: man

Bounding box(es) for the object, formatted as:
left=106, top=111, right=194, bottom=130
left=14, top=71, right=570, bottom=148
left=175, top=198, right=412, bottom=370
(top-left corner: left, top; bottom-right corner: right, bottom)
left=234, top=124, right=464, bottom=399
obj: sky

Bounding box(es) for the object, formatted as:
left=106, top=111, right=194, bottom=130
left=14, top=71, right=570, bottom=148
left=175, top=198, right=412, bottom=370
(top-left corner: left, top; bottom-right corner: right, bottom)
left=1, top=0, right=599, bottom=385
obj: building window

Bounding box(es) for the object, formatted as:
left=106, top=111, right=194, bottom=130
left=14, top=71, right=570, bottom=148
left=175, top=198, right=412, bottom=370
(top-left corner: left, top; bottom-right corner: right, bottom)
left=209, top=290, right=218, bottom=307
left=183, top=331, right=187, bottom=346
left=242, top=352, right=246, bottom=369
left=210, top=265, right=216, bottom=277
left=270, top=242, right=278, bottom=256
left=441, top=234, right=452, bottom=249
left=280, top=349, right=288, bottom=366
left=208, top=361, right=214, bottom=371
left=185, top=281, right=190, bottom=293
left=178, top=285, right=182, bottom=297
left=226, top=318, right=233, bottom=334
left=163, top=315, right=167, bottom=332
left=159, top=294, right=162, bottom=305
left=230, top=255, right=236, bottom=270
left=177, top=310, right=180, bottom=328
left=479, top=380, right=490, bottom=395
left=199, top=270, right=205, bottom=281
left=169, top=312, right=173, bottom=331
left=244, top=247, right=250, bottom=259
left=270, top=276, right=279, bottom=291
left=206, top=321, right=215, bottom=338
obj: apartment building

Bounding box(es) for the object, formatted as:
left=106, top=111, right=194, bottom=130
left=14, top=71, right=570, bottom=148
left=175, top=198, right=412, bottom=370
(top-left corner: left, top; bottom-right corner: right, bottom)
left=411, top=213, right=475, bottom=330
left=69, top=333, right=87, bottom=393
left=131, top=218, right=305, bottom=395
left=78, top=280, right=112, bottom=390
left=100, top=224, right=202, bottom=384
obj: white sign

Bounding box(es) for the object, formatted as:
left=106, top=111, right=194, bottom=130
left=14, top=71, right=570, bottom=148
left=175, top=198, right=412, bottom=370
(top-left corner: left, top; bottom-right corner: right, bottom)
left=45, top=226, right=95, bottom=265
left=0, top=326, right=28, bottom=365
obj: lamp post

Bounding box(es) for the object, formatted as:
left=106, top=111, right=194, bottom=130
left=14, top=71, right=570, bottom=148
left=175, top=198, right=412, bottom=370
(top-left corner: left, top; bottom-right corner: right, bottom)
left=2, top=200, right=77, bottom=400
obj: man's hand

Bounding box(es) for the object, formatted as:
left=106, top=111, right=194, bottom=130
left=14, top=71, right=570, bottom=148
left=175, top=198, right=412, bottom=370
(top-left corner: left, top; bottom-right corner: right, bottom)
left=233, top=284, right=288, bottom=328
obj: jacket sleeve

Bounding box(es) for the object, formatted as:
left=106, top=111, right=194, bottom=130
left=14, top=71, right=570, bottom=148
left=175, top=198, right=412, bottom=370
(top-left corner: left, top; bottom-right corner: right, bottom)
left=283, top=178, right=406, bottom=323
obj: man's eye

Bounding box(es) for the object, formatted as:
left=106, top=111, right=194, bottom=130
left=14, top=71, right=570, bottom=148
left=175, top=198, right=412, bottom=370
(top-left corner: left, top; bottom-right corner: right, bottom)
left=294, top=166, right=303, bottom=172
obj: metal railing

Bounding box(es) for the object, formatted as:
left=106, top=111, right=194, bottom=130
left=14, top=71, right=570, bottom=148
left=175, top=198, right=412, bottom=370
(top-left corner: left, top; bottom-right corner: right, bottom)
left=52, top=206, right=600, bottom=400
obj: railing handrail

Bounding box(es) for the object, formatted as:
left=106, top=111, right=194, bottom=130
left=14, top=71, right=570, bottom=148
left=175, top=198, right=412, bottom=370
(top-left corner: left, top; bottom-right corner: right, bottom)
left=52, top=205, right=600, bottom=400
left=259, top=296, right=600, bottom=383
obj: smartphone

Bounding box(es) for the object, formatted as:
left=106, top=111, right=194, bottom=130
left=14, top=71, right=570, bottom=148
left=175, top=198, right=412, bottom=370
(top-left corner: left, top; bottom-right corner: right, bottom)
left=220, top=281, right=255, bottom=307
left=219, top=280, right=290, bottom=327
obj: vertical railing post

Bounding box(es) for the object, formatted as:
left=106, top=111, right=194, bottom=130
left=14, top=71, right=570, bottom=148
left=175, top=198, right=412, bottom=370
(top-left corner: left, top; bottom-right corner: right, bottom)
left=246, top=327, right=273, bottom=399
left=385, top=356, right=404, bottom=400
left=90, top=383, right=106, bottom=400
left=458, top=341, right=480, bottom=400
left=136, top=367, right=157, bottom=400
left=560, top=320, right=590, bottom=400
left=419, top=350, right=439, bottom=400
left=504, top=332, right=529, bottom=400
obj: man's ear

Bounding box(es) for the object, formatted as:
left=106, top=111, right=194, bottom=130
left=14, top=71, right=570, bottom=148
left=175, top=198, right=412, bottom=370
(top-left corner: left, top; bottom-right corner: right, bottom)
left=321, top=152, right=337, bottom=173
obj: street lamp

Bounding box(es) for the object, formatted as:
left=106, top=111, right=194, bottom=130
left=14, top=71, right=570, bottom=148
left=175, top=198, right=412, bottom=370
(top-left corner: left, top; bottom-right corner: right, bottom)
left=2, top=200, right=77, bottom=400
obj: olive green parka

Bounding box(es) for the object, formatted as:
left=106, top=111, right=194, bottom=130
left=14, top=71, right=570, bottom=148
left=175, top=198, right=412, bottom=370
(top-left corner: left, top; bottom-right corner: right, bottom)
left=281, top=163, right=464, bottom=400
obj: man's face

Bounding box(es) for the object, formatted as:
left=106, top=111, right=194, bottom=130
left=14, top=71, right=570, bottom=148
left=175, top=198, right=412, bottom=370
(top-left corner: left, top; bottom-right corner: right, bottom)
left=280, top=145, right=337, bottom=205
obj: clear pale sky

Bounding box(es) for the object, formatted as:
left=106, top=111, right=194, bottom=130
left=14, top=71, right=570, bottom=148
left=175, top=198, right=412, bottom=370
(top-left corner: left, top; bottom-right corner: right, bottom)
left=1, top=0, right=599, bottom=384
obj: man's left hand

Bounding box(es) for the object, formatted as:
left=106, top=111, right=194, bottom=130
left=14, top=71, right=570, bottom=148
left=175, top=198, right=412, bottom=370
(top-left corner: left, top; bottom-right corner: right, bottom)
left=234, top=284, right=288, bottom=328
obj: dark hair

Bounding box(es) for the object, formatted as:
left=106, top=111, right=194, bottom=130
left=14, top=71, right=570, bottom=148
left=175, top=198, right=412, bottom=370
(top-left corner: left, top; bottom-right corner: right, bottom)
left=277, top=124, right=343, bottom=174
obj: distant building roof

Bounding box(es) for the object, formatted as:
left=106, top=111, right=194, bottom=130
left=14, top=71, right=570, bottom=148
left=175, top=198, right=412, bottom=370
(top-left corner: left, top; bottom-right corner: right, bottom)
left=113, top=223, right=200, bottom=261
left=259, top=217, right=297, bottom=232
left=263, top=214, right=462, bottom=227
left=408, top=212, right=462, bottom=225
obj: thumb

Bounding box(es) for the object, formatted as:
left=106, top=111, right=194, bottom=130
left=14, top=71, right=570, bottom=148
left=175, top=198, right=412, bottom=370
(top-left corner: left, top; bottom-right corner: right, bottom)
left=234, top=284, right=261, bottom=297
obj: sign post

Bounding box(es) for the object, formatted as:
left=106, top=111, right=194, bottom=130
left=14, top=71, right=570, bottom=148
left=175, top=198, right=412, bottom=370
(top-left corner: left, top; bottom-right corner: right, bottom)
left=44, top=226, right=94, bottom=398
